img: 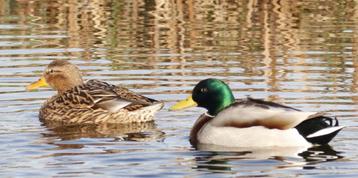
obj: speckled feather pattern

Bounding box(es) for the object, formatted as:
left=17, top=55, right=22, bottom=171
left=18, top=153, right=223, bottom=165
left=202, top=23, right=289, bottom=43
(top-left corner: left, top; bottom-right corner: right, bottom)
left=39, top=79, right=163, bottom=124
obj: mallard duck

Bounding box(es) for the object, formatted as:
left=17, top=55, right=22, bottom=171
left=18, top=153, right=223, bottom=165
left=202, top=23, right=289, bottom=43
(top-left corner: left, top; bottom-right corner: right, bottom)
left=26, top=60, right=164, bottom=125
left=170, top=78, right=344, bottom=147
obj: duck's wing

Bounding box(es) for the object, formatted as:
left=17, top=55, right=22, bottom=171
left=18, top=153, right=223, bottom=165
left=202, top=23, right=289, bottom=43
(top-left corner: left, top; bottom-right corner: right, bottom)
left=211, top=97, right=325, bottom=130
left=83, top=80, right=159, bottom=112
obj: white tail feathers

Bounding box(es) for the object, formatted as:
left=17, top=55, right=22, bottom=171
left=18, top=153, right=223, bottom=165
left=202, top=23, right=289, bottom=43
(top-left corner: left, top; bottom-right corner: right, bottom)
left=140, top=102, right=164, bottom=112
left=307, top=126, right=345, bottom=138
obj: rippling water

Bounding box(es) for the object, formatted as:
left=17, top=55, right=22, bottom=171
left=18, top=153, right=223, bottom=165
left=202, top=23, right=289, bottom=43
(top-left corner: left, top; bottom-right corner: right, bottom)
left=1, top=0, right=358, bottom=177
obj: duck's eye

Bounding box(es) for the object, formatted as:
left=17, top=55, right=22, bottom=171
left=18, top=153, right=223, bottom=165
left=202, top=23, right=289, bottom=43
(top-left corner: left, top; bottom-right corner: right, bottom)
left=46, top=69, right=55, bottom=74
left=200, top=88, right=208, bottom=93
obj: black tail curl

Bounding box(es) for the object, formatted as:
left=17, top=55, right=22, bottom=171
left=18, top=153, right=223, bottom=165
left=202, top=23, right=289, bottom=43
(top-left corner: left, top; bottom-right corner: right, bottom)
left=295, top=116, right=342, bottom=145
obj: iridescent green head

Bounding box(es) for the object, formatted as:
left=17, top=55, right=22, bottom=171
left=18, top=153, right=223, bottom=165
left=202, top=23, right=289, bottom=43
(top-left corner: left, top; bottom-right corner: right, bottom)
left=170, top=78, right=235, bottom=115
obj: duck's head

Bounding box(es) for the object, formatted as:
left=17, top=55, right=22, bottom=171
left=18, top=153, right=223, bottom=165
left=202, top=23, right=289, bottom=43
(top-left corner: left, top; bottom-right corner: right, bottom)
left=170, top=78, right=235, bottom=115
left=26, top=60, right=83, bottom=93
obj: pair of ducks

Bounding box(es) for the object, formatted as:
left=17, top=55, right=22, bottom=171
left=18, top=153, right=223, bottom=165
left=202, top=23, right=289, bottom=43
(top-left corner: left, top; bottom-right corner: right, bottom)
left=27, top=60, right=344, bottom=148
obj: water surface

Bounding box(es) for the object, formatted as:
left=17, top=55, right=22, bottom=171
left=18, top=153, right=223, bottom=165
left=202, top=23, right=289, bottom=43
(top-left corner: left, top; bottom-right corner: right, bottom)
left=0, top=0, right=358, bottom=177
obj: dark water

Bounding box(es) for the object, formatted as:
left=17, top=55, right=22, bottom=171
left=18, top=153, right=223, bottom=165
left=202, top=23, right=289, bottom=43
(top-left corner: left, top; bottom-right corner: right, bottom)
left=1, top=0, right=358, bottom=177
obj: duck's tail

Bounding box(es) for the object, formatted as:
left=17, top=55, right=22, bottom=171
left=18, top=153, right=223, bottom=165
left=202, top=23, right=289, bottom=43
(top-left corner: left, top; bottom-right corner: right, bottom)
left=140, top=102, right=164, bottom=121
left=295, top=116, right=344, bottom=145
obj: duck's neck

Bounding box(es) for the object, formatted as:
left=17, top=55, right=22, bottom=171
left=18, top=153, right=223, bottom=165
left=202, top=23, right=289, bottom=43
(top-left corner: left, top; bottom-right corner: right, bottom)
left=51, top=77, right=83, bottom=94
left=208, top=90, right=235, bottom=116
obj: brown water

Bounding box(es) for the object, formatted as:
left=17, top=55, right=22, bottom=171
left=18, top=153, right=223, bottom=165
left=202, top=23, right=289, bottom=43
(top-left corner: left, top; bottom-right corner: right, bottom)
left=1, top=0, right=358, bottom=177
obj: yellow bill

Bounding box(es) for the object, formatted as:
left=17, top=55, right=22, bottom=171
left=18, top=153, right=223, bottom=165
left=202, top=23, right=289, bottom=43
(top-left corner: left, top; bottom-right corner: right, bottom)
left=170, top=95, right=198, bottom=110
left=26, top=76, right=49, bottom=91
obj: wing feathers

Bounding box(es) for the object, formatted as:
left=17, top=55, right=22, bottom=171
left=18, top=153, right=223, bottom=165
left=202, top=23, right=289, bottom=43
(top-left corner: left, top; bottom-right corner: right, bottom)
left=94, top=99, right=132, bottom=112
left=212, top=98, right=324, bottom=130
left=60, top=79, right=159, bottom=112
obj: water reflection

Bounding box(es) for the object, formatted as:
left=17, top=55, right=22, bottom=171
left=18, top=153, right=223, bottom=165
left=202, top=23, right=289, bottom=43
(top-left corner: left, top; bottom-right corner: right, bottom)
left=196, top=144, right=309, bottom=158
left=0, top=0, right=358, bottom=177
left=193, top=145, right=343, bottom=174
left=41, top=121, right=165, bottom=142
left=299, top=145, right=343, bottom=165
left=1, top=0, right=355, bottom=60
left=36, top=121, right=166, bottom=159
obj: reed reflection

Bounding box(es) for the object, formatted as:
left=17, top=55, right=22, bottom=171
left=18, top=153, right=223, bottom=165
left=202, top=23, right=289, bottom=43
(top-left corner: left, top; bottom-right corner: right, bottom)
left=1, top=0, right=356, bottom=116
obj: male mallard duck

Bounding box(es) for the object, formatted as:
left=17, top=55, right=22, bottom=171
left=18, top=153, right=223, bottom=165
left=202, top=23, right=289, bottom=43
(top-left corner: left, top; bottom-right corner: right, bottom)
left=26, top=60, right=163, bottom=125
left=170, top=78, right=344, bottom=147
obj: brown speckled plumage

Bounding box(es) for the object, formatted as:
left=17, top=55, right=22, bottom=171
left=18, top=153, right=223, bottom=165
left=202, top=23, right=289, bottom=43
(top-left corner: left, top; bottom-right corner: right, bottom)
left=28, top=60, right=163, bottom=125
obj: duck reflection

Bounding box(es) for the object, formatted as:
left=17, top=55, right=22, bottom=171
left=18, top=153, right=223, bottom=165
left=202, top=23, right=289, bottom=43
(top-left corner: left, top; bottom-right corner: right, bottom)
left=192, top=144, right=343, bottom=173
left=298, top=145, right=343, bottom=165
left=41, top=121, right=165, bottom=142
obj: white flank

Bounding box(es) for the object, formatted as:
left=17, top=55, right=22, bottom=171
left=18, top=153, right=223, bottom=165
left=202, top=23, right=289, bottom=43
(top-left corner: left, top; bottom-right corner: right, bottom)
left=307, top=126, right=344, bottom=138
left=197, top=123, right=312, bottom=147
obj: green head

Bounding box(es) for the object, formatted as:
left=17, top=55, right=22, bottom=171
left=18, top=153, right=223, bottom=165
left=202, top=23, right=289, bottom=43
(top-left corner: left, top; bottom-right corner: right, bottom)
left=192, top=78, right=235, bottom=115
left=170, top=78, right=235, bottom=115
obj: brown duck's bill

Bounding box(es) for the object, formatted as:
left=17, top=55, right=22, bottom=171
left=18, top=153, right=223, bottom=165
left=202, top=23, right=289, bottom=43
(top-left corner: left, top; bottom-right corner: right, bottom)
left=169, top=95, right=198, bottom=110
left=26, top=76, right=49, bottom=91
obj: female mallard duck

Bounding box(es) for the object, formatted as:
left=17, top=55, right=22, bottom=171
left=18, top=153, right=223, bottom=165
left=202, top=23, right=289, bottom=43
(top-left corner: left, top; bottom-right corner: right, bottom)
left=170, top=78, right=344, bottom=147
left=26, top=60, right=163, bottom=125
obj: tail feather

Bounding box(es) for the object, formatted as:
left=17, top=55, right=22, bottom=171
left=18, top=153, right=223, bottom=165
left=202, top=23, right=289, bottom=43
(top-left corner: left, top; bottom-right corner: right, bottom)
left=306, top=126, right=344, bottom=145
left=295, top=116, right=343, bottom=145
left=139, top=102, right=164, bottom=113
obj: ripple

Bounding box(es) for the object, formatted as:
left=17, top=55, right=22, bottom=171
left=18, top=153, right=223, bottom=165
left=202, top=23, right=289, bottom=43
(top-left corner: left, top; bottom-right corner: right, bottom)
left=0, top=0, right=357, bottom=177
left=0, top=48, right=84, bottom=55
